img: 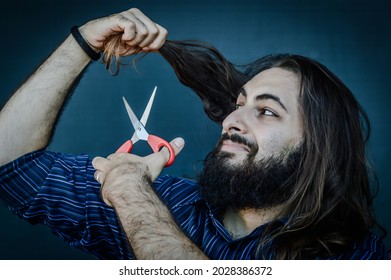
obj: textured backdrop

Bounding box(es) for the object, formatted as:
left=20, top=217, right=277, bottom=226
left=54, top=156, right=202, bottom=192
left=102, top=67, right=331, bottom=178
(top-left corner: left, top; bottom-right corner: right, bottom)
left=0, top=0, right=389, bottom=259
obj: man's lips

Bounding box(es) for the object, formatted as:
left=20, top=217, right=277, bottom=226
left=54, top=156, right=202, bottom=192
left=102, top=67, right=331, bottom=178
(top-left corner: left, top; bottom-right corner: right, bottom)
left=221, top=140, right=251, bottom=153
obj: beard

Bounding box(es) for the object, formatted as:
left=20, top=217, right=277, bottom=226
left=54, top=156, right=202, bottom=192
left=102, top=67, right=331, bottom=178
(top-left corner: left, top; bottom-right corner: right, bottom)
left=198, top=133, right=303, bottom=213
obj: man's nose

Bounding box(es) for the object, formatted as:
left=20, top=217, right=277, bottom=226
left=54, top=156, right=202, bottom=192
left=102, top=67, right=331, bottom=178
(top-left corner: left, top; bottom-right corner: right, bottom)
left=222, top=108, right=247, bottom=134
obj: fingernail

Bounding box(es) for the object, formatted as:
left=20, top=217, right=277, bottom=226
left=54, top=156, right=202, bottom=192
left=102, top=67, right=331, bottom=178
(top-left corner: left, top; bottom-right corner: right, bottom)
left=173, top=137, right=185, bottom=148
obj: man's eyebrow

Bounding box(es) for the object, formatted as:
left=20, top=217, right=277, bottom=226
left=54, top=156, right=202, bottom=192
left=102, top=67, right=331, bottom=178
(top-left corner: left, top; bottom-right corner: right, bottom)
left=256, top=93, right=288, bottom=113
left=240, top=88, right=288, bottom=113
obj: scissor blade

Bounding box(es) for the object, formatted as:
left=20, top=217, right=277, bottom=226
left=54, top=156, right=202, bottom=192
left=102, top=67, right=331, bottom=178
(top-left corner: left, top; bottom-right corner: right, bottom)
left=140, top=86, right=157, bottom=127
left=122, top=97, right=149, bottom=142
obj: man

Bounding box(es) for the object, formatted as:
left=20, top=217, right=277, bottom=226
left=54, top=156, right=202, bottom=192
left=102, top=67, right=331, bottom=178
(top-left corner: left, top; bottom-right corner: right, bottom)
left=0, top=8, right=387, bottom=259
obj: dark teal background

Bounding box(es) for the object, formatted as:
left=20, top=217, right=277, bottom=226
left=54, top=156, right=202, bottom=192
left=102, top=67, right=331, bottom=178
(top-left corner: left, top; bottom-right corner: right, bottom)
left=0, top=0, right=389, bottom=259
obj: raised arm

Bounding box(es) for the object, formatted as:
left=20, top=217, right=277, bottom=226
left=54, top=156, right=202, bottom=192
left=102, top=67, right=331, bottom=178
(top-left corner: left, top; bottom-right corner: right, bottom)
left=0, top=8, right=167, bottom=166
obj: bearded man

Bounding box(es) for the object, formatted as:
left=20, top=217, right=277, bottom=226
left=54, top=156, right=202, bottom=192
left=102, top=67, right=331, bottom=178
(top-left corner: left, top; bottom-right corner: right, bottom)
left=0, top=8, right=387, bottom=259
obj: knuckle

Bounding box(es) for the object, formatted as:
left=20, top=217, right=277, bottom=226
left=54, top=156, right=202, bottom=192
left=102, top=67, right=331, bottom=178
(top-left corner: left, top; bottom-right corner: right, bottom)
left=150, top=27, right=159, bottom=37
left=160, top=27, right=168, bottom=38
left=129, top=8, right=140, bottom=13
left=126, top=22, right=136, bottom=30
left=118, top=15, right=136, bottom=27
left=117, top=14, right=128, bottom=22
left=138, top=28, right=148, bottom=37
left=92, top=157, right=104, bottom=168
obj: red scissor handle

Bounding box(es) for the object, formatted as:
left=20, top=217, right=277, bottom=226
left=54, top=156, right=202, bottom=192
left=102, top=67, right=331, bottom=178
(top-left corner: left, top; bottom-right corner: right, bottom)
left=116, top=140, right=133, bottom=153
left=148, top=134, right=175, bottom=167
left=116, top=137, right=175, bottom=167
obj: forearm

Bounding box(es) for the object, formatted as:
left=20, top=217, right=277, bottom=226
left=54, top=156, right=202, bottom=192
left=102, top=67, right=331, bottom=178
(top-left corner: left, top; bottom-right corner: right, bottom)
left=110, top=172, right=208, bottom=260
left=0, top=8, right=168, bottom=167
left=0, top=34, right=91, bottom=165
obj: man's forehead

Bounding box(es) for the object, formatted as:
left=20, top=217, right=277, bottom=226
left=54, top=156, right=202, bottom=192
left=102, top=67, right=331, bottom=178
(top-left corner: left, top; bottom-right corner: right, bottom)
left=241, top=68, right=301, bottom=99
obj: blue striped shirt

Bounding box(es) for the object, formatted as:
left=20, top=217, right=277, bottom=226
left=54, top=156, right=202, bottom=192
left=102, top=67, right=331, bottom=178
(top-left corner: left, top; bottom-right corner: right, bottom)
left=0, top=150, right=387, bottom=259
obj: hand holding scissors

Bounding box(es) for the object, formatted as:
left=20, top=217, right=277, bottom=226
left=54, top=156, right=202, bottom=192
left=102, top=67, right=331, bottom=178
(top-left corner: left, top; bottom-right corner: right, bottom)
left=116, top=86, right=175, bottom=167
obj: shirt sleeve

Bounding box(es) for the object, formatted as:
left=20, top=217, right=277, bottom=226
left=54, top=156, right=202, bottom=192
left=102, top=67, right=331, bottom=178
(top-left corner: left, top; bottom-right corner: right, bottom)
left=0, top=150, right=133, bottom=259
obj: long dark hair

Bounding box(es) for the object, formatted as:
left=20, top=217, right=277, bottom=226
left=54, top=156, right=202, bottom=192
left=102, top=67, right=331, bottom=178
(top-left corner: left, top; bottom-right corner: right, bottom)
left=103, top=37, right=248, bottom=122
left=243, top=55, right=379, bottom=259
left=103, top=36, right=382, bottom=259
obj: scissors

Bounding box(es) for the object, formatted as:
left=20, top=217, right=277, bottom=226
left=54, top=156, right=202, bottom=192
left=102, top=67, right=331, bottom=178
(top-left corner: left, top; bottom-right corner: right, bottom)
left=116, top=86, right=175, bottom=167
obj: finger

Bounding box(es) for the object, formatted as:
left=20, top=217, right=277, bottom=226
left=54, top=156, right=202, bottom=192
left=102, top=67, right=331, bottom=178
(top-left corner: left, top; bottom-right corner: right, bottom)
left=94, top=170, right=103, bottom=184
left=79, top=11, right=138, bottom=51
left=142, top=24, right=168, bottom=52
left=168, top=137, right=185, bottom=157
left=129, top=8, right=160, bottom=48
left=146, top=137, right=185, bottom=168
left=116, top=15, right=137, bottom=41
left=92, top=156, right=109, bottom=171
left=119, top=10, right=149, bottom=46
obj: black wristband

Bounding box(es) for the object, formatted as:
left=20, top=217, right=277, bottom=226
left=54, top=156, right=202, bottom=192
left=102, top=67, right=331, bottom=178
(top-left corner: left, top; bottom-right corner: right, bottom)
left=70, top=26, right=101, bottom=61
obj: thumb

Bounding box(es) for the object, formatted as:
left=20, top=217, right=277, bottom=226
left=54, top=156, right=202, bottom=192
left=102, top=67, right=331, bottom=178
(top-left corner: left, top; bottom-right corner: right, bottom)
left=170, top=137, right=185, bottom=156
left=160, top=137, right=185, bottom=166
left=145, top=137, right=185, bottom=170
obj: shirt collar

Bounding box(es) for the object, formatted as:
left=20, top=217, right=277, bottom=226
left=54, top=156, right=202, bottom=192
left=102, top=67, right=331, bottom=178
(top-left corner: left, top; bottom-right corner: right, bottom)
left=201, top=199, right=286, bottom=243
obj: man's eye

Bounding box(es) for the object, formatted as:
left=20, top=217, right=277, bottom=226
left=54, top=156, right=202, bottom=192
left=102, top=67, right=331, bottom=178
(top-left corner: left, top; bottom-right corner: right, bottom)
left=235, top=104, right=243, bottom=110
left=257, top=108, right=278, bottom=117
left=263, top=109, right=276, bottom=116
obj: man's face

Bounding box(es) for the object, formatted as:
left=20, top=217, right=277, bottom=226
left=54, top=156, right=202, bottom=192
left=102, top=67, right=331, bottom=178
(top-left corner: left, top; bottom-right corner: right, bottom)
left=221, top=67, right=303, bottom=163
left=199, top=67, right=304, bottom=211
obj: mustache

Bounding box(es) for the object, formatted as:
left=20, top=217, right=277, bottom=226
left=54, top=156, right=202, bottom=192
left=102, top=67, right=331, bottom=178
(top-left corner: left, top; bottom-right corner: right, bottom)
left=216, top=133, right=258, bottom=157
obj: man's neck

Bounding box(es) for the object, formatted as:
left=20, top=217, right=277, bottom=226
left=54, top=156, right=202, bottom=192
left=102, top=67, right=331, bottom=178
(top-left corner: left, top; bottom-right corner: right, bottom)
left=222, top=205, right=284, bottom=240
